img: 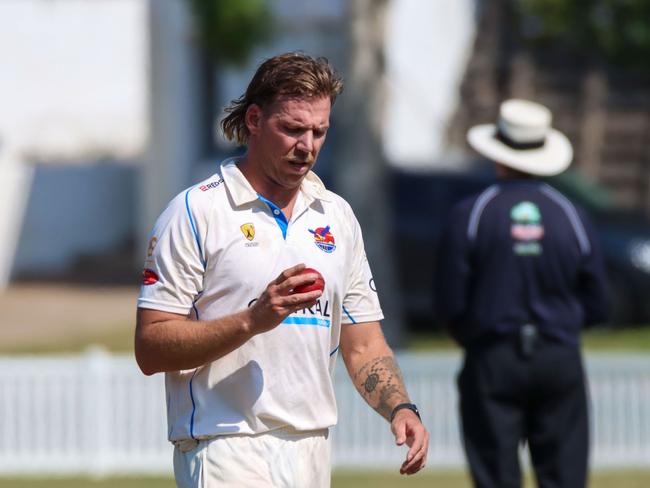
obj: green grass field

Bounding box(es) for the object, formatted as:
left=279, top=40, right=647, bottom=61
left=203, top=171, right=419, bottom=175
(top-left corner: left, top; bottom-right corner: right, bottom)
left=2, top=471, right=650, bottom=487
left=2, top=323, right=650, bottom=355
left=407, top=326, right=650, bottom=352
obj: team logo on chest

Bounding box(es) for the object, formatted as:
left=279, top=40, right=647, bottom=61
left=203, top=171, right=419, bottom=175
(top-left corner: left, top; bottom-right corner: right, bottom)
left=240, top=223, right=255, bottom=241
left=309, top=225, right=336, bottom=253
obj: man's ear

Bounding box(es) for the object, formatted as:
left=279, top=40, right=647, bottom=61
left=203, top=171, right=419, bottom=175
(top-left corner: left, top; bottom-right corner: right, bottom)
left=245, top=104, right=263, bottom=135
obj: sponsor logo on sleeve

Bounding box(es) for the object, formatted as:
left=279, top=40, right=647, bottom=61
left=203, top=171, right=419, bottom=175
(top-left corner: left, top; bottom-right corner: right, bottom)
left=144, top=236, right=158, bottom=267
left=146, top=236, right=158, bottom=257
left=308, top=225, right=336, bottom=253
left=199, top=178, right=224, bottom=192
left=142, top=268, right=159, bottom=285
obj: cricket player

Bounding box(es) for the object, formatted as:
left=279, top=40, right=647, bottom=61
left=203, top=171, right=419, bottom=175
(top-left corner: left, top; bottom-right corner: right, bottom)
left=135, top=52, right=428, bottom=487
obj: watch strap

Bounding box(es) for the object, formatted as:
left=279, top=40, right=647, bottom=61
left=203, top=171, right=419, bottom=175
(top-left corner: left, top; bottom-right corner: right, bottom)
left=390, top=402, right=421, bottom=422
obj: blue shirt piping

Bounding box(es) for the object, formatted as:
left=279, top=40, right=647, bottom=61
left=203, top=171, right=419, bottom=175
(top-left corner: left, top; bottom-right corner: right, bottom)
left=258, top=194, right=288, bottom=240
left=188, top=369, right=199, bottom=439
left=185, top=189, right=207, bottom=268
left=342, top=306, right=357, bottom=324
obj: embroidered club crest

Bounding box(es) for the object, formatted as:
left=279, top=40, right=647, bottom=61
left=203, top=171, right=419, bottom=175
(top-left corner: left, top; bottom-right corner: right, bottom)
left=240, top=223, right=255, bottom=241
left=309, top=225, right=336, bottom=253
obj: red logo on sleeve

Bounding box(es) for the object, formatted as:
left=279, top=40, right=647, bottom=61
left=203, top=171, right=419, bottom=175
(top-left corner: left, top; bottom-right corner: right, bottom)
left=142, top=269, right=159, bottom=285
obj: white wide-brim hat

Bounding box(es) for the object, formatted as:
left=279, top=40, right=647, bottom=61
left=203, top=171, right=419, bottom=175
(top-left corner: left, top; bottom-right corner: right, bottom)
left=467, top=99, right=573, bottom=176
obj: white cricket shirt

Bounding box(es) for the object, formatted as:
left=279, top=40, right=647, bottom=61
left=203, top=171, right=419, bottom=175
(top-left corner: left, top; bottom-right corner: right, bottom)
left=138, top=158, right=383, bottom=442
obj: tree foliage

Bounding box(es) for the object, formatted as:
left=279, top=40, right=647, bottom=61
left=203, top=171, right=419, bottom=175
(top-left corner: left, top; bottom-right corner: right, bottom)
left=186, top=0, right=271, bottom=64
left=517, top=0, right=650, bottom=70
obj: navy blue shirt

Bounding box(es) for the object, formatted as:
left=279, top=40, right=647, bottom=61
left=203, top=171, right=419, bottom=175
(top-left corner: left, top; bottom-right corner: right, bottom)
left=436, top=180, right=610, bottom=347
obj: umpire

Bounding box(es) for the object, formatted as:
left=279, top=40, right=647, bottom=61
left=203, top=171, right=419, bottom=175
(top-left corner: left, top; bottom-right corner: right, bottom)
left=436, top=99, right=610, bottom=488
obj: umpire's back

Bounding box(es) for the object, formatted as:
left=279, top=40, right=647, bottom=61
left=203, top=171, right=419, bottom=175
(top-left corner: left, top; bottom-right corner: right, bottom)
left=437, top=179, right=609, bottom=348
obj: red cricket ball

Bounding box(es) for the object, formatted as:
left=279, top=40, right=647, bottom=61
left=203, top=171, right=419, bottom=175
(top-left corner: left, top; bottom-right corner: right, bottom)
left=293, top=267, right=325, bottom=293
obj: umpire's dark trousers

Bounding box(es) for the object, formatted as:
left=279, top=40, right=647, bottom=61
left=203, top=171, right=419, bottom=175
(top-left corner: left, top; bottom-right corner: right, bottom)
left=458, top=334, right=589, bottom=488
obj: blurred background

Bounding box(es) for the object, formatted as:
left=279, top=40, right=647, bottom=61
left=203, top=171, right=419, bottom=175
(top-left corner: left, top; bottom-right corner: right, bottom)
left=0, top=0, right=649, bottom=486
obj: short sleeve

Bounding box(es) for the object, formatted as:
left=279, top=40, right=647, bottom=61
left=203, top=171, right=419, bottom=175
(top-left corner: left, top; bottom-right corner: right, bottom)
left=137, top=188, right=206, bottom=314
left=341, top=209, right=384, bottom=325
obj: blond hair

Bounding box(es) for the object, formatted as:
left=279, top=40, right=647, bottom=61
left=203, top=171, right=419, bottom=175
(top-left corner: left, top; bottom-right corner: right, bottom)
left=220, top=52, right=343, bottom=145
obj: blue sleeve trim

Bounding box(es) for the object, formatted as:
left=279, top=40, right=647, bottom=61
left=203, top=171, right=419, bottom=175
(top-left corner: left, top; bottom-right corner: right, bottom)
left=188, top=369, right=199, bottom=440
left=185, top=189, right=207, bottom=268
left=541, top=185, right=591, bottom=255
left=342, top=306, right=357, bottom=324
left=467, top=185, right=500, bottom=242
left=329, top=345, right=340, bottom=357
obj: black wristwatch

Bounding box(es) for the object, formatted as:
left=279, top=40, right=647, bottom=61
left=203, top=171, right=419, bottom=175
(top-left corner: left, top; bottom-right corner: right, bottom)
left=390, top=403, right=421, bottom=422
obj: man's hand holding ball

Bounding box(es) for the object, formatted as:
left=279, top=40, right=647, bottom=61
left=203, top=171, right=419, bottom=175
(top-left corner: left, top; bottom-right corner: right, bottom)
left=293, top=268, right=325, bottom=294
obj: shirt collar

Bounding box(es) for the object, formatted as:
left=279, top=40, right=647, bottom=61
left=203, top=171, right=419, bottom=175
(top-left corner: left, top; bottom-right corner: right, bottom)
left=220, top=157, right=332, bottom=208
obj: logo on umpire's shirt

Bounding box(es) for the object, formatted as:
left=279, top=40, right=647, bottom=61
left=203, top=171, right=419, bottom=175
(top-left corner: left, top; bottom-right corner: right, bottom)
left=309, top=225, right=336, bottom=253
left=510, top=201, right=544, bottom=255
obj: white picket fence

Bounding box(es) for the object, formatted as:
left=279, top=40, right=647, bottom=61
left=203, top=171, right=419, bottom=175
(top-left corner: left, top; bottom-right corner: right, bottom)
left=0, top=349, right=649, bottom=475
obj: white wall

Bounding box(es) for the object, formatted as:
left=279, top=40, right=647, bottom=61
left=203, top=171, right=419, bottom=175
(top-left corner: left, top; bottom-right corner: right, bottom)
left=384, top=0, right=478, bottom=168
left=0, top=0, right=148, bottom=160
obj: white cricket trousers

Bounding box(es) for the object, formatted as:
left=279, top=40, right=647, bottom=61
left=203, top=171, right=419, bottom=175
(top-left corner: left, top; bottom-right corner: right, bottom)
left=173, top=428, right=331, bottom=488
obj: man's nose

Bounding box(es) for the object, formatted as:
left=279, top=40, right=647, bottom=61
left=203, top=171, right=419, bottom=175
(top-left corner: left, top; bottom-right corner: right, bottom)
left=296, top=131, right=314, bottom=153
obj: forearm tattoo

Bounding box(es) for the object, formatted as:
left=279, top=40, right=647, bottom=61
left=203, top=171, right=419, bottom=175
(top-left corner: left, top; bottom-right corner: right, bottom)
left=354, top=355, right=409, bottom=420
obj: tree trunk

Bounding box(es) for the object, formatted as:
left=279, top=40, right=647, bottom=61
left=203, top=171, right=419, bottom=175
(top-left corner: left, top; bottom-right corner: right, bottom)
left=334, top=0, right=405, bottom=347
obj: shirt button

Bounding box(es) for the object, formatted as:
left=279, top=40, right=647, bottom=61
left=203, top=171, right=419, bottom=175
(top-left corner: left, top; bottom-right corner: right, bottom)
left=273, top=209, right=280, bottom=215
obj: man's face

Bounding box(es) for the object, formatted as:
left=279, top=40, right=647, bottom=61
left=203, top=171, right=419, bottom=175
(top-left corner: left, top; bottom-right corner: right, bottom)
left=246, top=95, right=331, bottom=191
